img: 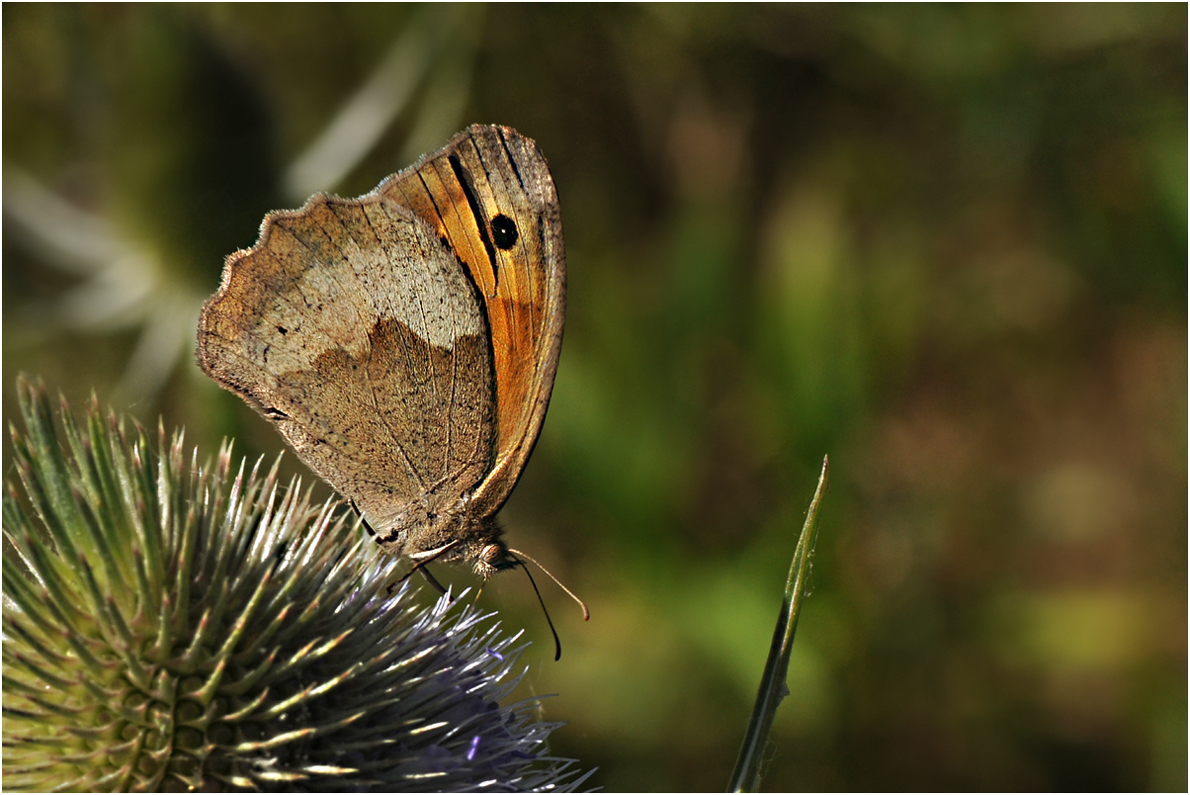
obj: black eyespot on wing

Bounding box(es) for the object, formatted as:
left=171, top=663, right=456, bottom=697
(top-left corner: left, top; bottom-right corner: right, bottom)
left=490, top=214, right=519, bottom=250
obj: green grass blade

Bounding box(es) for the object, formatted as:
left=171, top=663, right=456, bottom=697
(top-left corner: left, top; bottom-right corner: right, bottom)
left=728, top=455, right=829, bottom=793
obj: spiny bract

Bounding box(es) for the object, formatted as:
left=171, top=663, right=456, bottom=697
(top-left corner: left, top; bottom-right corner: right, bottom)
left=2, top=378, right=591, bottom=792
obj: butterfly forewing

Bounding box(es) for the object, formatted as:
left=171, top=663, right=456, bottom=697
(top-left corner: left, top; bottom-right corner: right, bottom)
left=382, top=124, right=566, bottom=515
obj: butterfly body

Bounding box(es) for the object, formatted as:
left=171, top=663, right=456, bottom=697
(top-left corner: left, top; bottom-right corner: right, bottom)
left=197, top=125, right=564, bottom=578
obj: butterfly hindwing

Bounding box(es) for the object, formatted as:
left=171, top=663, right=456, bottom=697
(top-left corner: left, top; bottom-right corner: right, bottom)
left=197, top=191, right=497, bottom=533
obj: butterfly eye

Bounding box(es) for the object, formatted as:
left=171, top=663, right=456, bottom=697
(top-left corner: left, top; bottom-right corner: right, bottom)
left=481, top=544, right=503, bottom=564
left=490, top=214, right=518, bottom=250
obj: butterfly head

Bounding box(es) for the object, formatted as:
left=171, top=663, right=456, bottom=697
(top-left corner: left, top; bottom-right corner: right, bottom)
left=474, top=538, right=520, bottom=578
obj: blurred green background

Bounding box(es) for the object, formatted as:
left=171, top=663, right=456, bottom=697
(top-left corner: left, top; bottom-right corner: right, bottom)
left=4, top=4, right=1186, bottom=791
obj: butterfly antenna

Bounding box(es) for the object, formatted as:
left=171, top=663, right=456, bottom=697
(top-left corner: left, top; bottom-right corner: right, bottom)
left=512, top=557, right=564, bottom=661
left=508, top=548, right=591, bottom=621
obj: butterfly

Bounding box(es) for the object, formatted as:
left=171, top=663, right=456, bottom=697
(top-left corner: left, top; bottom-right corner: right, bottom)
left=197, top=125, right=567, bottom=586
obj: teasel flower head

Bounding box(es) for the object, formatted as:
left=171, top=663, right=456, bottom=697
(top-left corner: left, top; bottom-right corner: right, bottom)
left=2, top=377, right=592, bottom=792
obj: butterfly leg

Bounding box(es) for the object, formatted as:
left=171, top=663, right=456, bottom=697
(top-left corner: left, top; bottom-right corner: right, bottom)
left=348, top=498, right=377, bottom=537
left=390, top=541, right=460, bottom=598
left=418, top=565, right=450, bottom=597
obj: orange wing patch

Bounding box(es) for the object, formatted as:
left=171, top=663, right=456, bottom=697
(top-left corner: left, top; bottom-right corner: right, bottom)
left=381, top=125, right=564, bottom=512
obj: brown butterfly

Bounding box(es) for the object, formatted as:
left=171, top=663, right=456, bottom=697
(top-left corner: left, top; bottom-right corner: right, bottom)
left=197, top=125, right=569, bottom=591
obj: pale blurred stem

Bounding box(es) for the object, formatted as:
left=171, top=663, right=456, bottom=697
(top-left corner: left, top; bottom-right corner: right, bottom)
left=728, top=455, right=830, bottom=793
